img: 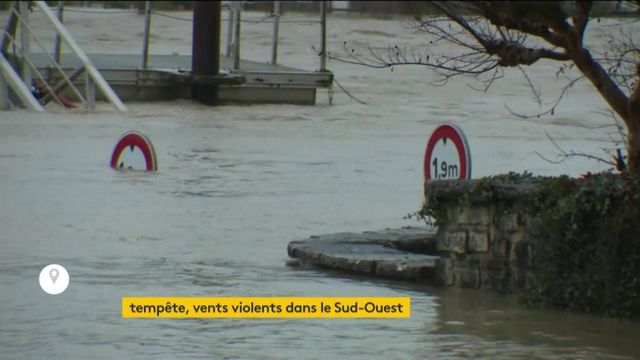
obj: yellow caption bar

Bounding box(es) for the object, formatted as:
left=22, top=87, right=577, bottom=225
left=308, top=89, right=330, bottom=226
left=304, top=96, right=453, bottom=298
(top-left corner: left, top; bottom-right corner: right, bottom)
left=122, top=297, right=410, bottom=319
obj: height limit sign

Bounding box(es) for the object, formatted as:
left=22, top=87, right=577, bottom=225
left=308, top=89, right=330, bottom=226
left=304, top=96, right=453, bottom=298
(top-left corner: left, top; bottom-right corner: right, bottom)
left=424, top=123, right=471, bottom=180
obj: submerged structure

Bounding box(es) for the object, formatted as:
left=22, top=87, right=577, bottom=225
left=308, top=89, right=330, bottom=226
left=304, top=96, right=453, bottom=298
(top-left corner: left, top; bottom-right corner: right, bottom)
left=0, top=1, right=333, bottom=111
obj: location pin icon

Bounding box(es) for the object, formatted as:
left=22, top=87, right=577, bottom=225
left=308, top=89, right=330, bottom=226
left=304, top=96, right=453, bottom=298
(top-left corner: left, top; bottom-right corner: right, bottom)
left=49, top=269, right=59, bottom=284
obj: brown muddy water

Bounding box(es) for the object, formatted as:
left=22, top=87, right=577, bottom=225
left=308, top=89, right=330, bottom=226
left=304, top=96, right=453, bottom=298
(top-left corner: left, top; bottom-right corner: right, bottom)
left=1, top=7, right=638, bottom=360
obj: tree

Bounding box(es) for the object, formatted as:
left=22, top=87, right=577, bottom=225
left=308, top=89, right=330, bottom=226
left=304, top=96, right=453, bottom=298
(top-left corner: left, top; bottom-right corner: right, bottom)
left=332, top=1, right=640, bottom=173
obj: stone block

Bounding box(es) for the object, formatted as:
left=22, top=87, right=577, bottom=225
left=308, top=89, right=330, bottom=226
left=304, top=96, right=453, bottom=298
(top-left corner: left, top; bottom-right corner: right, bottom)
left=375, top=261, right=400, bottom=277
left=511, top=241, right=533, bottom=269
left=375, top=261, right=437, bottom=282
left=491, top=234, right=512, bottom=257
left=319, top=254, right=375, bottom=274
left=437, top=257, right=454, bottom=269
left=487, top=256, right=508, bottom=269
left=440, top=270, right=455, bottom=286
left=454, top=267, right=481, bottom=288
left=452, top=207, right=492, bottom=226
left=438, top=231, right=467, bottom=254
left=482, top=267, right=511, bottom=292
left=446, top=207, right=459, bottom=225
left=458, top=255, right=481, bottom=268
left=468, top=229, right=489, bottom=253
left=510, top=230, right=527, bottom=245
left=434, top=258, right=454, bottom=286
left=496, top=212, right=524, bottom=232
left=480, top=268, right=491, bottom=288
left=512, top=268, right=533, bottom=291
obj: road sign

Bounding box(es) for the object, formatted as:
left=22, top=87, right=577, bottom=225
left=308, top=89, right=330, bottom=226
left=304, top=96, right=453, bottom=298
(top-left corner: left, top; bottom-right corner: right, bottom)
left=110, top=131, right=158, bottom=171
left=424, top=123, right=471, bottom=180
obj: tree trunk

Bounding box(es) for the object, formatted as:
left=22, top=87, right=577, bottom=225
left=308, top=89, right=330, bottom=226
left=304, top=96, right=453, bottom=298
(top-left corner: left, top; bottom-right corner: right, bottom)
left=568, top=45, right=640, bottom=174
left=628, top=78, right=640, bottom=173
left=627, top=126, right=640, bottom=173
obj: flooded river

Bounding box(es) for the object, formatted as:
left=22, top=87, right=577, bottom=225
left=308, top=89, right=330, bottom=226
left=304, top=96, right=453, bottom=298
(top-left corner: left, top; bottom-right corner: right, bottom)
left=1, top=7, right=639, bottom=359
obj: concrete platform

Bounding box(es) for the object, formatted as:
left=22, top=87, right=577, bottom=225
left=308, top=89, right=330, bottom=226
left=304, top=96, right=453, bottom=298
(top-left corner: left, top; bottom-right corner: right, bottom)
left=287, top=227, right=441, bottom=282
left=31, top=53, right=333, bottom=104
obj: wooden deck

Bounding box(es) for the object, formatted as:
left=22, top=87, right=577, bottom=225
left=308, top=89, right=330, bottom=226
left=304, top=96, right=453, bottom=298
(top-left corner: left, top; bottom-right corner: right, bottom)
left=31, top=53, right=333, bottom=105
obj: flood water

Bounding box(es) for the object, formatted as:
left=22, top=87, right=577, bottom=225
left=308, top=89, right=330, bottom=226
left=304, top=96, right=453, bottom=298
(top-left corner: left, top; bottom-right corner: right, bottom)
left=1, top=7, right=639, bottom=360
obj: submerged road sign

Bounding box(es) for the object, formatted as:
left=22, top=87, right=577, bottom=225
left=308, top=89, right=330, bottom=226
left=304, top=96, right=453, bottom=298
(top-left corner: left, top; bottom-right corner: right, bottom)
left=424, top=123, right=471, bottom=180
left=110, top=131, right=158, bottom=171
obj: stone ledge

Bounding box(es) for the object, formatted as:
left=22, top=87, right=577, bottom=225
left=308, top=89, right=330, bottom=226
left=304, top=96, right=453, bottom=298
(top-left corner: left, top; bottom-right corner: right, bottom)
left=287, top=227, right=440, bottom=282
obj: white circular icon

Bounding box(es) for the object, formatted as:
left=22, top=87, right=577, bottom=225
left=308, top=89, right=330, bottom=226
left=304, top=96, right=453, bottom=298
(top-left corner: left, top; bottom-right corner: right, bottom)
left=39, top=264, right=70, bottom=295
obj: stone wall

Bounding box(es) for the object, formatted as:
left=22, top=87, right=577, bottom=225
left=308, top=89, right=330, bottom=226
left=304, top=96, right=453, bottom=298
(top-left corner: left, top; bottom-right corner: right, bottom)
left=426, top=180, right=542, bottom=292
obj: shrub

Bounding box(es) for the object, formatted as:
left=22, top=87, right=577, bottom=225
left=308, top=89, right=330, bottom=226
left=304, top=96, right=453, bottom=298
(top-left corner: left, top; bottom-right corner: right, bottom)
left=526, top=172, right=640, bottom=318
left=421, top=171, right=640, bottom=318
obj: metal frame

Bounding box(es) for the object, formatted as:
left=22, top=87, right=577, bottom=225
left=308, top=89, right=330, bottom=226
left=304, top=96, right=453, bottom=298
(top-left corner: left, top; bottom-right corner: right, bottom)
left=231, top=1, right=241, bottom=71
left=0, top=1, right=127, bottom=112
left=0, top=52, right=44, bottom=111
left=35, top=1, right=126, bottom=111
left=4, top=5, right=88, bottom=107
left=271, top=1, right=280, bottom=65
left=141, top=1, right=151, bottom=69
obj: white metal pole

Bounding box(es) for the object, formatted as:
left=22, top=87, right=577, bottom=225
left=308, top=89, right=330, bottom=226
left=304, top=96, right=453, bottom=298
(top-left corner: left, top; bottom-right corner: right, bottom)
left=0, top=52, right=44, bottom=111
left=19, top=1, right=32, bottom=87
left=271, top=1, right=280, bottom=65
left=1, top=3, right=19, bottom=55
left=225, top=5, right=234, bottom=57
left=141, top=1, right=151, bottom=69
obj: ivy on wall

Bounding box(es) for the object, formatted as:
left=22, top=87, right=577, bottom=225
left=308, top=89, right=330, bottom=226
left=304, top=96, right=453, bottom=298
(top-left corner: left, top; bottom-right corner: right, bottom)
left=421, top=172, right=640, bottom=318
left=527, top=172, right=640, bottom=318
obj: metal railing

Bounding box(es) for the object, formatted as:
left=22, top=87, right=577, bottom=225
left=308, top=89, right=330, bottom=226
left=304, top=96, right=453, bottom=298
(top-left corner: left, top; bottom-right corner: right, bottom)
left=138, top=1, right=328, bottom=72
left=221, top=1, right=328, bottom=70
left=0, top=1, right=127, bottom=112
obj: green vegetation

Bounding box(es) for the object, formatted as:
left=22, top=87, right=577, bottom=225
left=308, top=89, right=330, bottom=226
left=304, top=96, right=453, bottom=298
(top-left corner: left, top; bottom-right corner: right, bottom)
left=421, top=172, right=640, bottom=318
left=527, top=172, right=640, bottom=318
left=419, top=172, right=553, bottom=226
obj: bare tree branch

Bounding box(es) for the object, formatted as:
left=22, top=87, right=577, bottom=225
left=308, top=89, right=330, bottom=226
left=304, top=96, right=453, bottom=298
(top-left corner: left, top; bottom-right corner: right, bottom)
left=329, top=0, right=640, bottom=172
left=504, top=76, right=584, bottom=119
left=535, top=131, right=617, bottom=167
left=518, top=65, right=542, bottom=106
left=468, top=1, right=569, bottom=48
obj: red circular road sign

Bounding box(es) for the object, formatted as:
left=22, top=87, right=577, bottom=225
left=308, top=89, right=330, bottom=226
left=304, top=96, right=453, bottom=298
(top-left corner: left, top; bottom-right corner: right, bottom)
left=424, top=123, right=471, bottom=180
left=110, top=131, right=158, bottom=171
